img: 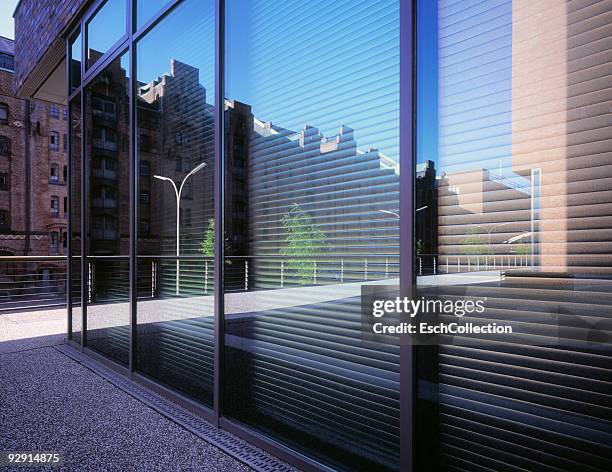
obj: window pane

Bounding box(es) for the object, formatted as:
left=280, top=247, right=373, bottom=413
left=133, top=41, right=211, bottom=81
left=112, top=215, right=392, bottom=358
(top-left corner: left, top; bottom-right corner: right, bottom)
left=224, top=1, right=400, bottom=469
left=86, top=0, right=127, bottom=69
left=415, top=1, right=612, bottom=471
left=70, top=32, right=82, bottom=92
left=85, top=53, right=130, bottom=363
left=135, top=0, right=216, bottom=406
left=70, top=95, right=82, bottom=342
left=136, top=0, right=169, bottom=30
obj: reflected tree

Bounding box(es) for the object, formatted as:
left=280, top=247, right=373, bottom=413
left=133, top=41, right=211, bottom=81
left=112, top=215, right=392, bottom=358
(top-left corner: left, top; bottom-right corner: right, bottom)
left=281, top=203, right=328, bottom=284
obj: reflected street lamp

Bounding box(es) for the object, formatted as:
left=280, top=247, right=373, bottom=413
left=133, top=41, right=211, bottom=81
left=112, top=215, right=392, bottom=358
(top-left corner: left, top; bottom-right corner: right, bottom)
left=154, top=161, right=207, bottom=295
left=378, top=206, right=427, bottom=220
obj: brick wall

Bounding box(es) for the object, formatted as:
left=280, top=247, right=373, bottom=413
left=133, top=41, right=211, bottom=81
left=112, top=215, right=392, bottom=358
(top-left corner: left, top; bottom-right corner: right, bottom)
left=0, top=64, right=68, bottom=256
left=14, top=0, right=88, bottom=94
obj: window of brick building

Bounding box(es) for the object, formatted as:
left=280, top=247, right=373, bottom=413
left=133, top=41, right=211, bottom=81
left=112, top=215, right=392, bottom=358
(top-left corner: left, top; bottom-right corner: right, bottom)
left=50, top=231, right=59, bottom=253
left=0, top=172, right=7, bottom=191
left=50, top=132, right=60, bottom=151
left=51, top=196, right=59, bottom=217
left=50, top=164, right=60, bottom=182
left=140, top=191, right=149, bottom=204
left=63, top=107, right=68, bottom=120
left=0, top=53, right=14, bottom=72
left=63, top=133, right=68, bottom=152
left=49, top=104, right=60, bottom=119
left=0, top=209, right=9, bottom=230
left=63, top=165, right=68, bottom=182
left=63, top=197, right=68, bottom=216
left=0, top=136, right=10, bottom=156
left=62, top=231, right=67, bottom=250
left=0, top=103, right=8, bottom=124
left=139, top=160, right=150, bottom=176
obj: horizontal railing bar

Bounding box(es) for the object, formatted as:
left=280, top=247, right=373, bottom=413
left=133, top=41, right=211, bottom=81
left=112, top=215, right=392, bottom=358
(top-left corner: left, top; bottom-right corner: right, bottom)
left=0, top=256, right=67, bottom=261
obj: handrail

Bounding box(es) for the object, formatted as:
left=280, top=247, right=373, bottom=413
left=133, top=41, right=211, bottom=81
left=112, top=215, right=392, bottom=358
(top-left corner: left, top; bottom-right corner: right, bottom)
left=0, top=256, right=67, bottom=261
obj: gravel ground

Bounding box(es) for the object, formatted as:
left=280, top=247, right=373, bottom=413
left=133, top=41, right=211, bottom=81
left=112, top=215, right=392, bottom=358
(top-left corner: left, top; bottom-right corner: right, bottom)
left=0, top=340, right=251, bottom=472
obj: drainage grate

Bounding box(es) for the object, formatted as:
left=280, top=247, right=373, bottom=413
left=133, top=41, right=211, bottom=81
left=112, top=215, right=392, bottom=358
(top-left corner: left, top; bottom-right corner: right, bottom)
left=55, top=344, right=294, bottom=472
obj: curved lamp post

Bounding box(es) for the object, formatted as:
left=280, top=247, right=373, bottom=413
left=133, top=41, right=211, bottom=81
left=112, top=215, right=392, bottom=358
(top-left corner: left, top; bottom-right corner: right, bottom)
left=154, top=161, right=207, bottom=295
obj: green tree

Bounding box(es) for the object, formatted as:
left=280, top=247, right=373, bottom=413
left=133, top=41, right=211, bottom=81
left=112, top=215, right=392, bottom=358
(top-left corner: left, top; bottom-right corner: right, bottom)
left=514, top=243, right=529, bottom=256
left=201, top=218, right=215, bottom=257
left=463, top=227, right=488, bottom=257
left=281, top=203, right=328, bottom=284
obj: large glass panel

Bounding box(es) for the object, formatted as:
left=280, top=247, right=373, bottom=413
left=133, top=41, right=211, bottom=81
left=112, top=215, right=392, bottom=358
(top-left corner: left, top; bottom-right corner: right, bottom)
left=416, top=1, right=612, bottom=471
left=85, top=53, right=130, bottom=364
left=224, top=1, right=400, bottom=470
left=69, top=32, right=82, bottom=93
left=135, top=0, right=216, bottom=406
left=86, top=0, right=127, bottom=69
left=69, top=95, right=82, bottom=342
left=136, top=0, right=169, bottom=29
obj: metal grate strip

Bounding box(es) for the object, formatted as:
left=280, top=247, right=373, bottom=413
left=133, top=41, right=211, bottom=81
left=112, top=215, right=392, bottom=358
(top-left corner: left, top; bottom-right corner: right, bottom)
left=55, top=344, right=294, bottom=472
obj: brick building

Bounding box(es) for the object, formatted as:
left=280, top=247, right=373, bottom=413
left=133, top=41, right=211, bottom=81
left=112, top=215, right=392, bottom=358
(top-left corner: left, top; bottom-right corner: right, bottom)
left=0, top=36, right=68, bottom=257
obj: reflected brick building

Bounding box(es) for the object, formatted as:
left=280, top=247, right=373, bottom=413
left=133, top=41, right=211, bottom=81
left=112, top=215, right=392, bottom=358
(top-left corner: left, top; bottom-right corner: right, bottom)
left=0, top=36, right=68, bottom=260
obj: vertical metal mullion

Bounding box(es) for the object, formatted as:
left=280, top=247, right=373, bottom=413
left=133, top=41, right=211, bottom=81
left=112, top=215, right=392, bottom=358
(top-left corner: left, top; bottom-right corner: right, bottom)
left=213, top=0, right=225, bottom=427
left=128, top=0, right=137, bottom=373
left=66, top=37, right=72, bottom=340
left=399, top=0, right=415, bottom=471
left=80, top=18, right=87, bottom=349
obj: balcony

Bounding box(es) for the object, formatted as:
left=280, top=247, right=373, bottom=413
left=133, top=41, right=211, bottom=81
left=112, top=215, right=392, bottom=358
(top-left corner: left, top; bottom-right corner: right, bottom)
left=92, top=139, right=117, bottom=152
left=0, top=255, right=285, bottom=472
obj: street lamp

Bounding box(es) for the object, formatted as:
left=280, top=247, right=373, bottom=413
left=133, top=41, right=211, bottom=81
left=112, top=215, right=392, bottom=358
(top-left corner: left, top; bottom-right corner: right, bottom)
left=154, top=161, right=207, bottom=295
left=472, top=221, right=514, bottom=255
left=378, top=206, right=427, bottom=219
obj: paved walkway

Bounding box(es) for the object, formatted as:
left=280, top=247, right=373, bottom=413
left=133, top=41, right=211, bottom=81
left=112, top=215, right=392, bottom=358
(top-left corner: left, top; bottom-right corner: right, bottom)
left=0, top=310, right=252, bottom=472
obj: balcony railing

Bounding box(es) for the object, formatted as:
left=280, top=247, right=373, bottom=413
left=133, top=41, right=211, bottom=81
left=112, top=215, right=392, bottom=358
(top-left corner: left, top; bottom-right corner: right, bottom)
left=0, top=256, right=67, bottom=312
left=0, top=253, right=536, bottom=313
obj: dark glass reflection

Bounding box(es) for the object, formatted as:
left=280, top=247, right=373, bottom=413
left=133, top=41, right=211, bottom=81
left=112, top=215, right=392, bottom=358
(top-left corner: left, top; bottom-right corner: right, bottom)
left=224, top=1, right=400, bottom=470
left=135, top=0, right=215, bottom=406
left=86, top=0, right=127, bottom=69
left=69, top=95, right=82, bottom=342
left=136, top=0, right=169, bottom=29
left=84, top=53, right=130, bottom=363
left=69, top=33, right=81, bottom=93
left=415, top=1, right=612, bottom=471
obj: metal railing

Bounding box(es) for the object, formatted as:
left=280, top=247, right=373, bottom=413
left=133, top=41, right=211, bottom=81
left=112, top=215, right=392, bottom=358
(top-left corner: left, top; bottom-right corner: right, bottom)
left=0, top=256, right=67, bottom=312
left=417, top=253, right=534, bottom=275
left=0, top=253, right=535, bottom=312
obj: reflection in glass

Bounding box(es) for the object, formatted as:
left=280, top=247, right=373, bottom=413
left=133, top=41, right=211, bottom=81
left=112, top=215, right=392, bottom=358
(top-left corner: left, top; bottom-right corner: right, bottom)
left=224, top=0, right=400, bottom=470
left=416, top=1, right=612, bottom=471
left=69, top=96, right=82, bottom=342
left=69, top=33, right=82, bottom=93
left=86, top=0, right=127, bottom=69
left=136, top=0, right=169, bottom=29
left=85, top=53, right=130, bottom=363
left=135, top=0, right=215, bottom=406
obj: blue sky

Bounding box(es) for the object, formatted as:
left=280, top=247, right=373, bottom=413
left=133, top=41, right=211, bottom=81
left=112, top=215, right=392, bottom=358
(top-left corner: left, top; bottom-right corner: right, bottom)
left=0, top=0, right=19, bottom=39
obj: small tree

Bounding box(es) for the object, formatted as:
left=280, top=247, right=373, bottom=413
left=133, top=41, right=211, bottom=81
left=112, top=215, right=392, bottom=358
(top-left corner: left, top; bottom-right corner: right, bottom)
left=201, top=218, right=215, bottom=257
left=281, top=203, right=328, bottom=284
left=463, top=227, right=488, bottom=259
left=514, top=243, right=529, bottom=256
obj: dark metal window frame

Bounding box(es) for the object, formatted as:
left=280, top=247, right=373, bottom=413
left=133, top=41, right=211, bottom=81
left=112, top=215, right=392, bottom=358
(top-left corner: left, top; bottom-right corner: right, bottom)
left=65, top=0, right=416, bottom=470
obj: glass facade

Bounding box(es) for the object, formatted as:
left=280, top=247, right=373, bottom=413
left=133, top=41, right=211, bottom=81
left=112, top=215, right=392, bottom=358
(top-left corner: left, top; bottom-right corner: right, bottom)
left=66, top=1, right=612, bottom=471
left=223, top=0, right=400, bottom=469
left=414, top=1, right=612, bottom=471
left=86, top=0, right=127, bottom=69
left=135, top=0, right=216, bottom=406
